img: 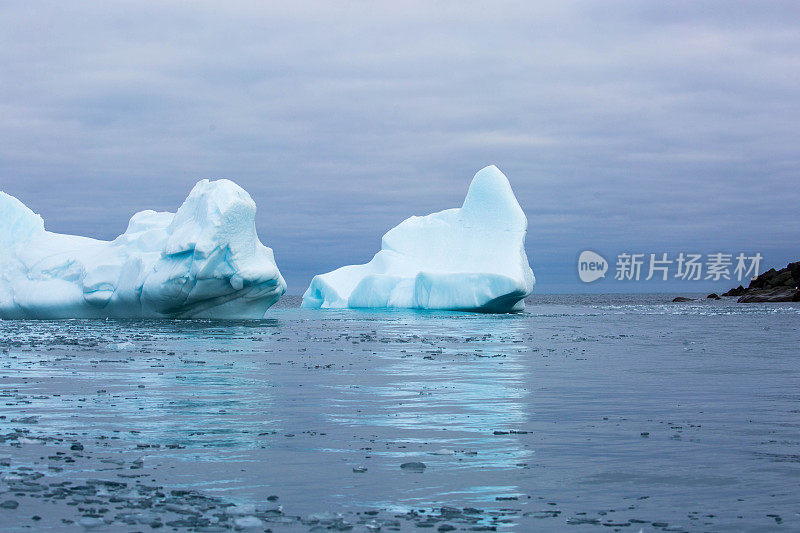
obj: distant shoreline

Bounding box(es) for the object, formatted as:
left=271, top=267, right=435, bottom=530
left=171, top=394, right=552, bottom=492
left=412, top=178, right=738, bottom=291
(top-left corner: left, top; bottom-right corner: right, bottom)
left=672, top=261, right=800, bottom=303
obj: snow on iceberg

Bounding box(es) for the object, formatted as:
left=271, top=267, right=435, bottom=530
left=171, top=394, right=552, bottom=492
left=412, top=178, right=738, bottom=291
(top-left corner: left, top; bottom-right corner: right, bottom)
left=302, top=165, right=534, bottom=312
left=0, top=179, right=286, bottom=319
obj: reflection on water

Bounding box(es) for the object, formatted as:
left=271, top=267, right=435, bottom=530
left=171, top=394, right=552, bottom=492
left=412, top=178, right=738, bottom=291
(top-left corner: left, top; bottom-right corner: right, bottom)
left=323, top=313, right=533, bottom=506
left=326, top=315, right=530, bottom=438
left=1, top=296, right=799, bottom=530
left=0, top=311, right=537, bottom=511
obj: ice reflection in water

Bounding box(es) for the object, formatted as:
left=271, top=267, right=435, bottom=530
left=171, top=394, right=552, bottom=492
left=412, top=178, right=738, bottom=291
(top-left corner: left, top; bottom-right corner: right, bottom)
left=326, top=314, right=529, bottom=441
left=322, top=312, right=533, bottom=507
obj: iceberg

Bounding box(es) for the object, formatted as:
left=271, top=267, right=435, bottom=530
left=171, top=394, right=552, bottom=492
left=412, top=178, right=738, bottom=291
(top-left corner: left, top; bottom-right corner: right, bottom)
left=302, top=165, right=534, bottom=312
left=0, top=179, right=286, bottom=319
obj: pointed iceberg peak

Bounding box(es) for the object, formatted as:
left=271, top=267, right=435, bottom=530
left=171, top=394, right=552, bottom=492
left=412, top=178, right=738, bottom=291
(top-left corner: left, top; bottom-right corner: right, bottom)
left=461, top=165, right=527, bottom=229
left=302, top=165, right=535, bottom=312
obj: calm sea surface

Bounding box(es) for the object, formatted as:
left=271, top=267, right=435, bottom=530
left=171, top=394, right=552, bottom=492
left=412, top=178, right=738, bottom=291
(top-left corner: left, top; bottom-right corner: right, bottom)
left=0, top=294, right=798, bottom=531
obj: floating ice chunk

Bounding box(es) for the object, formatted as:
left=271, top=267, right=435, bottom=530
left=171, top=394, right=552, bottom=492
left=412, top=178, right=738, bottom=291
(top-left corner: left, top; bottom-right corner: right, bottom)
left=233, top=516, right=264, bottom=529
left=78, top=517, right=106, bottom=529
left=429, top=448, right=456, bottom=456
left=226, top=503, right=257, bottom=516
left=400, top=461, right=427, bottom=472
left=0, top=179, right=286, bottom=319
left=107, top=341, right=135, bottom=351
left=302, top=165, right=534, bottom=312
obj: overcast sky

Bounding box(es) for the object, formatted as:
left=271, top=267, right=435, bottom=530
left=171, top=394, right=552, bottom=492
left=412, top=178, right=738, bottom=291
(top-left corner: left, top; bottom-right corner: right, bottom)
left=1, top=1, right=798, bottom=294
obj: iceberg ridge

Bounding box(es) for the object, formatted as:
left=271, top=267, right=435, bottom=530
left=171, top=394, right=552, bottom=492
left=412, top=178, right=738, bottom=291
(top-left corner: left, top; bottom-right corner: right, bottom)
left=0, top=179, right=286, bottom=319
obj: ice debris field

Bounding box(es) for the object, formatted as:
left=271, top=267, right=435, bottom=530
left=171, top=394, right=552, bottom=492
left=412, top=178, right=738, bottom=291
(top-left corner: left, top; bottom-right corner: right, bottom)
left=0, top=166, right=534, bottom=319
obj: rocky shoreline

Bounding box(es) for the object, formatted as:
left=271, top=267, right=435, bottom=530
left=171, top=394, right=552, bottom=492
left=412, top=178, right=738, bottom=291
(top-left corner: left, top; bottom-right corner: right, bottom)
left=722, top=261, right=800, bottom=302
left=673, top=261, right=800, bottom=303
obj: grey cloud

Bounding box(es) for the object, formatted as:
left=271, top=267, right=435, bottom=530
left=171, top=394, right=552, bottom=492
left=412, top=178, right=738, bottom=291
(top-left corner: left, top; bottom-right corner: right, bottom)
left=1, top=1, right=798, bottom=294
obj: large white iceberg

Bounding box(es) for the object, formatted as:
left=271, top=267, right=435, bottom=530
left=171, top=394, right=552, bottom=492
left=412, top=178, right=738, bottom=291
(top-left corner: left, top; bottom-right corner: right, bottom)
left=0, top=179, right=286, bottom=319
left=302, top=165, right=534, bottom=312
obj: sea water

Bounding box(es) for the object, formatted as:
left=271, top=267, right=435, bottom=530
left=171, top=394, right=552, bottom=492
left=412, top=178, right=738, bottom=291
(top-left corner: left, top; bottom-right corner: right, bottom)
left=0, top=295, right=798, bottom=531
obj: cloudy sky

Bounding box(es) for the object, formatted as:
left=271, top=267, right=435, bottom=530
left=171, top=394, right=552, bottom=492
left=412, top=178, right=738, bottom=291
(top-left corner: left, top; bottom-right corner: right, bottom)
left=1, top=1, right=798, bottom=293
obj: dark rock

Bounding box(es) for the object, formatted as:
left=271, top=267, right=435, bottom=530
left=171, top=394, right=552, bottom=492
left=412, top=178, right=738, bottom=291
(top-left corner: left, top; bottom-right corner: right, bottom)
left=400, top=462, right=427, bottom=472
left=70, top=443, right=84, bottom=451
left=722, top=285, right=746, bottom=297
left=671, top=297, right=696, bottom=302
left=723, top=261, right=800, bottom=303
left=0, top=500, right=19, bottom=509
left=706, top=293, right=720, bottom=299
left=738, top=288, right=800, bottom=303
